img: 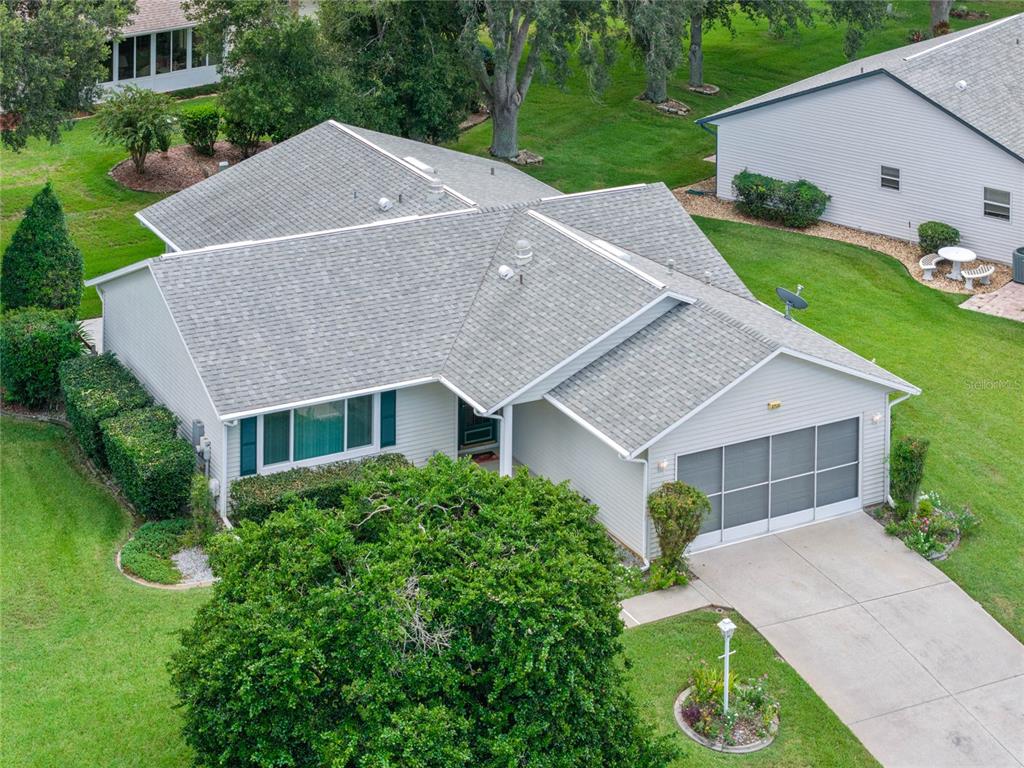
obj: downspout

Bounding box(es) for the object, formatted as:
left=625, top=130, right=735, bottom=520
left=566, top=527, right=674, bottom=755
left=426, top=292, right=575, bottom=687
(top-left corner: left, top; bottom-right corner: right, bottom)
left=696, top=120, right=719, bottom=196
left=482, top=406, right=512, bottom=476
left=619, top=455, right=651, bottom=569
left=219, top=421, right=234, bottom=530
left=884, top=393, right=913, bottom=506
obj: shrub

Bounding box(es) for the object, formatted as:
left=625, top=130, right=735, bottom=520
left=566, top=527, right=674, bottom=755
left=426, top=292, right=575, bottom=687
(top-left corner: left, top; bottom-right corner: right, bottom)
left=648, top=481, right=709, bottom=579
left=222, top=113, right=266, bottom=159
left=0, top=182, right=84, bottom=311
left=120, top=517, right=193, bottom=584
left=172, top=455, right=672, bottom=767
left=59, top=353, right=152, bottom=467
left=179, top=104, right=221, bottom=155
left=732, top=170, right=830, bottom=228
left=917, top=221, right=960, bottom=254
left=890, top=436, right=930, bottom=517
left=94, top=85, right=175, bottom=174
left=229, top=452, right=410, bottom=524
left=0, top=308, right=81, bottom=407
left=102, top=406, right=195, bottom=519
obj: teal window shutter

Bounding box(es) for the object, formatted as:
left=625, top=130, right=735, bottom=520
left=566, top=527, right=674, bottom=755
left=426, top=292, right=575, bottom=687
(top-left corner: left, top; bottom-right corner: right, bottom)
left=240, top=417, right=257, bottom=476
left=380, top=390, right=396, bottom=447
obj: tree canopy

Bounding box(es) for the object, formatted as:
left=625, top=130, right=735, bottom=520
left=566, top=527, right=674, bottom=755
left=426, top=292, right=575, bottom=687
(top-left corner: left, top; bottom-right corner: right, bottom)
left=171, top=456, right=672, bottom=768
left=0, top=0, right=136, bottom=151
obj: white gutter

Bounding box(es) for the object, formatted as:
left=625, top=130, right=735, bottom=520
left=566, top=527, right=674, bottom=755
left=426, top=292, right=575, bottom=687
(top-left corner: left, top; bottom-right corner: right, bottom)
left=135, top=211, right=181, bottom=252
left=884, top=392, right=915, bottom=506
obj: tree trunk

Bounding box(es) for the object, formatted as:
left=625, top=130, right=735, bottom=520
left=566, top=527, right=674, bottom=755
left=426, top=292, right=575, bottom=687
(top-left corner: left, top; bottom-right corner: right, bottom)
left=688, top=14, right=703, bottom=89
left=644, top=73, right=668, bottom=103
left=930, top=0, right=953, bottom=31
left=489, top=96, right=520, bottom=159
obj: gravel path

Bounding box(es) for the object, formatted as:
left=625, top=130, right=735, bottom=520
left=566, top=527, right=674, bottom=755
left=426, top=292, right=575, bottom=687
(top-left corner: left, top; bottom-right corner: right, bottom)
left=675, top=178, right=1013, bottom=295
left=171, top=547, right=214, bottom=586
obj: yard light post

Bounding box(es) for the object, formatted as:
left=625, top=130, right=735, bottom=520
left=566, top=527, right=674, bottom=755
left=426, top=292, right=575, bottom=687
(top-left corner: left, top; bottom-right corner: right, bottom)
left=717, top=617, right=737, bottom=713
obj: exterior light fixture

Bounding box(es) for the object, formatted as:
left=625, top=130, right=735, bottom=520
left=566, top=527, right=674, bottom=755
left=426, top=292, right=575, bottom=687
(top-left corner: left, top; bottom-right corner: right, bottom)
left=717, top=617, right=737, bottom=713
left=657, top=459, right=669, bottom=472
left=871, top=413, right=882, bottom=424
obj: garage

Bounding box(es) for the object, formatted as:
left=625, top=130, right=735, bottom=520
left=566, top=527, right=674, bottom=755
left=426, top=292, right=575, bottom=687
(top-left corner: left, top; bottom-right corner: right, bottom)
left=678, top=417, right=862, bottom=550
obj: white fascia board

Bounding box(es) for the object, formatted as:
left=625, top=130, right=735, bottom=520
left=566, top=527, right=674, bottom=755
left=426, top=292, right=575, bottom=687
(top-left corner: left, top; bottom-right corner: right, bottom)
left=84, top=258, right=156, bottom=287
left=487, top=293, right=686, bottom=413
left=543, top=395, right=630, bottom=457
left=436, top=375, right=489, bottom=415
left=220, top=376, right=437, bottom=422
left=135, top=211, right=181, bottom=252
left=526, top=210, right=667, bottom=290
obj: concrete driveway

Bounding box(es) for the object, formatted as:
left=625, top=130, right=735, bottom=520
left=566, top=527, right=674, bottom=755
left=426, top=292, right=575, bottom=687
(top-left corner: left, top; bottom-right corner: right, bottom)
left=690, top=513, right=1024, bottom=768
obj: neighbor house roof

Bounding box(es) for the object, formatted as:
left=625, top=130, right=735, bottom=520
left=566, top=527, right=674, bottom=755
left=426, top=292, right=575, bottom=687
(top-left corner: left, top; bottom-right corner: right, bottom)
left=123, top=0, right=192, bottom=36
left=699, top=14, right=1024, bottom=162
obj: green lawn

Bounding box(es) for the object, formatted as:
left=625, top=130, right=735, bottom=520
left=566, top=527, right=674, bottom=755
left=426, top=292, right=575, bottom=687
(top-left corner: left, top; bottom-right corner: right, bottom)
left=452, top=2, right=1024, bottom=192
left=0, top=418, right=207, bottom=768
left=698, top=217, right=1024, bottom=640
left=622, top=611, right=879, bottom=767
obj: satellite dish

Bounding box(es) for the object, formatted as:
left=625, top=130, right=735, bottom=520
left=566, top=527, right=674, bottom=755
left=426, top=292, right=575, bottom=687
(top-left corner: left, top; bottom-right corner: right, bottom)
left=776, top=284, right=808, bottom=321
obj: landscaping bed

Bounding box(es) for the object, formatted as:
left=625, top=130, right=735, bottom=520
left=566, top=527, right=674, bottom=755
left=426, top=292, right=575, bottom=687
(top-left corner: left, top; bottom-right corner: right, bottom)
left=110, top=140, right=271, bottom=193
left=119, top=518, right=214, bottom=586
left=872, top=491, right=979, bottom=561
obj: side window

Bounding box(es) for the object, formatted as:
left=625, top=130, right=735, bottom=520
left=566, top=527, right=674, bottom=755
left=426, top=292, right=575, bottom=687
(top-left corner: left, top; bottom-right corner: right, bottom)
left=880, top=166, right=900, bottom=190
left=983, top=187, right=1011, bottom=221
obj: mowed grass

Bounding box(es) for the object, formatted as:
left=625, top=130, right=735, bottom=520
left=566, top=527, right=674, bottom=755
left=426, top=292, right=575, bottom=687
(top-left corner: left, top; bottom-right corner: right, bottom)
left=452, top=1, right=1024, bottom=192
left=0, top=96, right=217, bottom=318
left=622, top=611, right=879, bottom=767
left=698, top=217, right=1024, bottom=639
left=1, top=418, right=208, bottom=768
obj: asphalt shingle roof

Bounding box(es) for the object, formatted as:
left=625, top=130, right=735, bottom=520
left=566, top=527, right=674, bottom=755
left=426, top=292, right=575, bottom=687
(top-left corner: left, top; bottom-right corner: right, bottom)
left=702, top=14, right=1024, bottom=161
left=124, top=0, right=191, bottom=35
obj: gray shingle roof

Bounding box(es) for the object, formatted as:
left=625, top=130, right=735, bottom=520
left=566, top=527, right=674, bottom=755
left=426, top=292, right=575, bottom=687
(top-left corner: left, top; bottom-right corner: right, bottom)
left=124, top=0, right=191, bottom=35
left=702, top=14, right=1024, bottom=161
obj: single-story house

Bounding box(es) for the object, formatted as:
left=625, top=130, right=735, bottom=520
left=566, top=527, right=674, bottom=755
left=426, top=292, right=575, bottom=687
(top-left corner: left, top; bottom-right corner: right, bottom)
left=88, top=120, right=918, bottom=559
left=698, top=14, right=1023, bottom=266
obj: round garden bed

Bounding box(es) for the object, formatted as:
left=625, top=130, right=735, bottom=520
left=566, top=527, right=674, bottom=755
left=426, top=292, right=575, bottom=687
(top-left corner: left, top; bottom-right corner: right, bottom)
left=673, top=682, right=779, bottom=754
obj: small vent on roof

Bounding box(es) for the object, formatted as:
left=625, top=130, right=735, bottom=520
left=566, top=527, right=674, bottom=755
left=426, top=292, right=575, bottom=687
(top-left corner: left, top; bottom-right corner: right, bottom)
left=498, top=265, right=516, bottom=280
left=514, top=238, right=533, bottom=264
left=404, top=156, right=435, bottom=175
left=666, top=258, right=676, bottom=272
left=428, top=178, right=445, bottom=198
left=955, top=79, right=968, bottom=91
left=378, top=196, right=394, bottom=212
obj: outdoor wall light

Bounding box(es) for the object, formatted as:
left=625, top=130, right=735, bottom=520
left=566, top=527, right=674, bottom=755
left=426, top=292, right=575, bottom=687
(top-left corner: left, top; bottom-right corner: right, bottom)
left=656, top=459, right=670, bottom=472
left=871, top=412, right=883, bottom=424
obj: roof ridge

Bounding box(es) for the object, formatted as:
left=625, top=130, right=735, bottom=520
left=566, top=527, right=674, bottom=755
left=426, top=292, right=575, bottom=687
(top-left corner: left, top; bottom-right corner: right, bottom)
left=690, top=300, right=780, bottom=350
left=902, top=14, right=1018, bottom=61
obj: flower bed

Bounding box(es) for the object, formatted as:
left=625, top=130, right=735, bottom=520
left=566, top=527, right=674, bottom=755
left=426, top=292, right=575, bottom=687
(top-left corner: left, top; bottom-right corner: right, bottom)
left=674, top=663, right=779, bottom=752
left=873, top=491, right=979, bottom=560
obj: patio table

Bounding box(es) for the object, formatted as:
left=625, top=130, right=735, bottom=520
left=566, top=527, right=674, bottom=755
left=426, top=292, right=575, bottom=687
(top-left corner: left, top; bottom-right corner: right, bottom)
left=938, top=246, right=977, bottom=280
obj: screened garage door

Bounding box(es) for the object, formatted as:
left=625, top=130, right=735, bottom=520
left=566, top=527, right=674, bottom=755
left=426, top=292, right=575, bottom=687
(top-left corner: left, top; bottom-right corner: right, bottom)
left=677, top=418, right=861, bottom=551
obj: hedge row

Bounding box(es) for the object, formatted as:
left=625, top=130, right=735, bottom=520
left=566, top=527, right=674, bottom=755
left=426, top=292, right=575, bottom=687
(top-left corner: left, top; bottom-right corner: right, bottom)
left=0, top=308, right=81, bottom=407
left=230, top=453, right=411, bottom=524
left=732, top=170, right=831, bottom=228
left=103, top=406, right=196, bottom=519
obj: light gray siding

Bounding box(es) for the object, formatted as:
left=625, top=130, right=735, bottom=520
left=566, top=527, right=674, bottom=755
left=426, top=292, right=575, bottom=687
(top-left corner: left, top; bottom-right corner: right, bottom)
left=513, top=399, right=646, bottom=556
left=715, top=74, right=1023, bottom=265
left=99, top=267, right=220, bottom=474
left=646, top=354, right=892, bottom=557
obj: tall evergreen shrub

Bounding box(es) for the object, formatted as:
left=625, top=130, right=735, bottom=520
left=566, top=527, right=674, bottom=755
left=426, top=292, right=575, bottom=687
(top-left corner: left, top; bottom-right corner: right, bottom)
left=0, top=307, right=81, bottom=406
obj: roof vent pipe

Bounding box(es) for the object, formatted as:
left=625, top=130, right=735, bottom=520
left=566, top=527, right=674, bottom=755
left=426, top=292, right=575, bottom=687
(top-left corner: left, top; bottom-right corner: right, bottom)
left=955, top=79, right=968, bottom=91
left=428, top=178, right=445, bottom=198
left=498, top=265, right=516, bottom=280
left=667, top=258, right=676, bottom=272
left=378, top=196, right=394, bottom=212
left=514, top=238, right=533, bottom=265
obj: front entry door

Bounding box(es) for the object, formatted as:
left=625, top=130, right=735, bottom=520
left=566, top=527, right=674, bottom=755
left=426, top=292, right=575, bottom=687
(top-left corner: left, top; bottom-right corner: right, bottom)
left=458, top=399, right=499, bottom=450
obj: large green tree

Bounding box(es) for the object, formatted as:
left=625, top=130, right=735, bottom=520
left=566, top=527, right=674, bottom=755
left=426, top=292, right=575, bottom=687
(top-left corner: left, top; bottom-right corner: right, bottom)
left=459, top=0, right=615, bottom=159
left=0, top=183, right=83, bottom=312
left=619, top=0, right=690, bottom=103
left=822, top=0, right=889, bottom=59
left=0, top=0, right=135, bottom=151
left=320, top=0, right=478, bottom=144
left=170, top=456, right=672, bottom=768
left=94, top=85, right=175, bottom=174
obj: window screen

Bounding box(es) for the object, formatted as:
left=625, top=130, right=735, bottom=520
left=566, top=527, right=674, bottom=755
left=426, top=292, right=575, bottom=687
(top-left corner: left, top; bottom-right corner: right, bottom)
left=135, top=34, right=151, bottom=77
left=984, top=188, right=1011, bottom=221
left=771, top=474, right=814, bottom=517
left=263, top=411, right=290, bottom=465
left=723, top=484, right=769, bottom=528
left=771, top=427, right=814, bottom=479
left=677, top=447, right=722, bottom=494
left=817, top=419, right=858, bottom=469
left=347, top=395, right=373, bottom=449
left=817, top=464, right=858, bottom=506
left=294, top=402, right=344, bottom=460
left=155, top=31, right=171, bottom=74
left=172, top=29, right=188, bottom=71
left=881, top=166, right=900, bottom=190
left=117, top=38, right=134, bottom=80
left=190, top=29, right=206, bottom=68
left=724, top=437, right=769, bottom=490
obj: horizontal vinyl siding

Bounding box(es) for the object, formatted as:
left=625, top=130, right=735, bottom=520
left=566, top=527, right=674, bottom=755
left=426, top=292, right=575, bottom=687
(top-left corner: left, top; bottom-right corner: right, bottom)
left=513, top=399, right=646, bottom=555
left=715, top=74, right=1023, bottom=264
left=646, top=355, right=892, bottom=556
left=99, top=269, right=219, bottom=475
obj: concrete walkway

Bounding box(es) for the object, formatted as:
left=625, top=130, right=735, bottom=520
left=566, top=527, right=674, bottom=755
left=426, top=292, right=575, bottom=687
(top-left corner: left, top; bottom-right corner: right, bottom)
left=619, top=580, right=726, bottom=628
left=688, top=513, right=1024, bottom=768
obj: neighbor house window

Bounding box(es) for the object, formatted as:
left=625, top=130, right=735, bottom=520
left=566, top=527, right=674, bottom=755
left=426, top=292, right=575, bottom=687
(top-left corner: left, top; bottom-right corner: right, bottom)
left=983, top=187, right=1011, bottom=221
left=261, top=394, right=377, bottom=467
left=171, top=29, right=188, bottom=71
left=190, top=29, right=207, bottom=68
left=155, top=31, right=171, bottom=74
left=881, top=166, right=900, bottom=190
left=117, top=37, right=135, bottom=81
left=103, top=43, right=113, bottom=82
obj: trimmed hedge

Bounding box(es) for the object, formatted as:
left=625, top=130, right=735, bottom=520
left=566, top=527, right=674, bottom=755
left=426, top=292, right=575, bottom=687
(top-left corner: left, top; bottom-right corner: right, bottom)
left=179, top=104, right=220, bottom=155
left=918, top=221, right=960, bottom=254
left=230, top=453, right=411, bottom=524
left=0, top=308, right=81, bottom=407
left=103, top=406, right=195, bottom=519
left=59, top=353, right=152, bottom=467
left=732, top=170, right=830, bottom=228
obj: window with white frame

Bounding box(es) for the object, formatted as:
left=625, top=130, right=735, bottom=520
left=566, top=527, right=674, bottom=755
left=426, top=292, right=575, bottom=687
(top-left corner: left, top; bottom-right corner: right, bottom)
left=880, top=166, right=900, bottom=190
left=983, top=187, right=1011, bottom=221
left=261, top=394, right=376, bottom=468
left=109, top=27, right=214, bottom=82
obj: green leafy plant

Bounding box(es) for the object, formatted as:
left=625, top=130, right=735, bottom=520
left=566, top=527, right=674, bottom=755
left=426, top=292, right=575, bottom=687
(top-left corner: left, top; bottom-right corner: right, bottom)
left=94, top=85, right=175, bottom=174
left=732, top=170, right=831, bottom=228
left=179, top=104, right=221, bottom=155
left=0, top=308, right=81, bottom=407
left=683, top=661, right=778, bottom=746
left=172, top=455, right=673, bottom=767
left=102, top=406, right=195, bottom=519
left=647, top=481, right=709, bottom=581
left=0, top=182, right=84, bottom=311
left=890, top=436, right=929, bottom=517
left=58, top=353, right=152, bottom=467
left=186, top=473, right=217, bottom=545
left=120, top=517, right=193, bottom=584
left=917, top=221, right=960, bottom=255
left=222, top=113, right=266, bottom=159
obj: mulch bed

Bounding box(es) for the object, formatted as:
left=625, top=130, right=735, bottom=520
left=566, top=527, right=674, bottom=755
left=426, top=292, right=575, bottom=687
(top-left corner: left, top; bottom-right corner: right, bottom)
left=675, top=177, right=1013, bottom=296
left=110, top=140, right=272, bottom=194
left=460, top=108, right=491, bottom=132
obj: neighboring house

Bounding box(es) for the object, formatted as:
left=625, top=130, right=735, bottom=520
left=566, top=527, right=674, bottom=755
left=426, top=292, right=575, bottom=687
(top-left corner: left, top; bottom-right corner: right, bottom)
left=100, top=0, right=220, bottom=94
left=87, top=120, right=918, bottom=559
left=698, top=14, right=1024, bottom=265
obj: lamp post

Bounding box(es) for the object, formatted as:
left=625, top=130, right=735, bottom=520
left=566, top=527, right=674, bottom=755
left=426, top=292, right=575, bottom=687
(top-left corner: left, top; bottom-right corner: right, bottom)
left=717, top=617, right=737, bottom=713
